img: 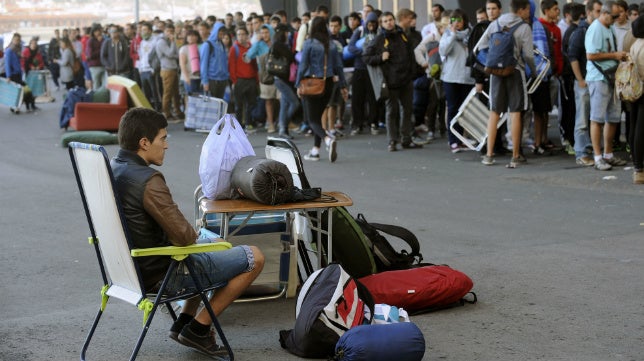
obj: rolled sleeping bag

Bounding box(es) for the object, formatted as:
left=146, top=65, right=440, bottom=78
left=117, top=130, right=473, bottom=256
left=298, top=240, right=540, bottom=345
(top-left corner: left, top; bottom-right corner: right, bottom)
left=333, top=322, right=425, bottom=361
left=230, top=156, right=294, bottom=205
left=189, top=44, right=200, bottom=75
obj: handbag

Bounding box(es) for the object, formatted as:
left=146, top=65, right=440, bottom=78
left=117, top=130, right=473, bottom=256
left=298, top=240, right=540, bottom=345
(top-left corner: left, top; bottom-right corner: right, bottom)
left=366, top=64, right=389, bottom=101
left=298, top=49, right=327, bottom=97
left=289, top=62, right=298, bottom=83
left=266, top=48, right=289, bottom=79
left=185, top=92, right=228, bottom=131
left=198, top=114, right=256, bottom=200
left=259, top=53, right=274, bottom=85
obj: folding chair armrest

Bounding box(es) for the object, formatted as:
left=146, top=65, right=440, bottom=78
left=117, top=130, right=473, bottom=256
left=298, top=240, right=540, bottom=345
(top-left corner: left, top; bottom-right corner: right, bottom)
left=131, top=242, right=232, bottom=261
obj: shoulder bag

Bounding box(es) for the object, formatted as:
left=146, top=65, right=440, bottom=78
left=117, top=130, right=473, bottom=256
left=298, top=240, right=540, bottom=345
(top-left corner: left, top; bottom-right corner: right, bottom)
left=298, top=47, right=327, bottom=97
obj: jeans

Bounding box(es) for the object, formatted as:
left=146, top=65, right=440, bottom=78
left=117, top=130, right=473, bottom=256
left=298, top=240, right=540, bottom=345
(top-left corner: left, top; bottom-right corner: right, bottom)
left=443, top=82, right=473, bottom=145
left=89, top=66, right=105, bottom=90
left=274, top=77, right=299, bottom=133
left=573, top=80, right=592, bottom=158
left=385, top=82, right=413, bottom=144
left=140, top=71, right=160, bottom=111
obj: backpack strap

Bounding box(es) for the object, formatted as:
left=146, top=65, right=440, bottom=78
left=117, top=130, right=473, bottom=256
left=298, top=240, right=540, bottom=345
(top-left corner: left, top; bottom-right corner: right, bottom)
left=356, top=214, right=422, bottom=261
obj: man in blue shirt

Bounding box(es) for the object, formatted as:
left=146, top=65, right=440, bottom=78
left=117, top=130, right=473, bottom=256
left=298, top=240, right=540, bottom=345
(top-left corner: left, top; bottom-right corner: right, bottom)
left=585, top=1, right=628, bottom=170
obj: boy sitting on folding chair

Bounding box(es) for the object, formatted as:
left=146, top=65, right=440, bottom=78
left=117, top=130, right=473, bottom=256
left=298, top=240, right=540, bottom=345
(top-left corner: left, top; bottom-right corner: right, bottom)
left=111, top=108, right=265, bottom=356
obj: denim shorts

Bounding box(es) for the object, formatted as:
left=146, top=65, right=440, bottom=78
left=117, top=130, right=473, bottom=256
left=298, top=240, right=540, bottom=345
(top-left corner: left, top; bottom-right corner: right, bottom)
left=588, top=81, right=621, bottom=123
left=165, top=245, right=255, bottom=295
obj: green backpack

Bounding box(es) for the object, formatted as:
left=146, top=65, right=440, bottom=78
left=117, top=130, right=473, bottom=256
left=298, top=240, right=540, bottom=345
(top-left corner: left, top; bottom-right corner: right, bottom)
left=321, top=207, right=377, bottom=278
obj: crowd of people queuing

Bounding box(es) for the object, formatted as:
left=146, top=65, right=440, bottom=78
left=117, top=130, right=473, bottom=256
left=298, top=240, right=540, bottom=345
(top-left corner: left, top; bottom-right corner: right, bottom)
left=3, top=0, right=644, bottom=182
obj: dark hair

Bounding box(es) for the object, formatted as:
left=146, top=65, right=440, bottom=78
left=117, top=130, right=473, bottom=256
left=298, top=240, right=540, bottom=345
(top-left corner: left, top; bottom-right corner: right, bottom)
left=450, top=9, right=469, bottom=26
left=275, top=10, right=287, bottom=19
left=302, top=12, right=311, bottom=19
left=273, top=25, right=288, bottom=43
left=118, top=108, right=168, bottom=152
left=476, top=7, right=486, bottom=15
left=140, top=21, right=152, bottom=31
left=511, top=0, right=531, bottom=13
left=329, top=15, right=342, bottom=25
left=309, top=16, right=329, bottom=49
left=571, top=3, right=586, bottom=21
left=486, top=0, right=502, bottom=8
left=236, top=26, right=249, bottom=35
left=587, top=0, right=602, bottom=12
left=615, top=0, right=628, bottom=11
left=185, top=29, right=200, bottom=43
left=380, top=11, right=395, bottom=22
left=562, top=2, right=574, bottom=15
left=541, top=0, right=558, bottom=13
left=628, top=3, right=639, bottom=13
left=292, top=16, right=301, bottom=23
left=349, top=12, right=360, bottom=20
left=316, top=5, right=329, bottom=14
left=433, top=4, right=445, bottom=13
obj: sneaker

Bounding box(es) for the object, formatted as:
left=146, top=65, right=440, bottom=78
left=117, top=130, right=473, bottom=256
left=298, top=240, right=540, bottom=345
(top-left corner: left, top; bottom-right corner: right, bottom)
left=532, top=146, right=551, bottom=156
left=412, top=136, right=430, bottom=145
left=576, top=156, right=595, bottom=167
left=450, top=143, right=461, bottom=153
left=328, top=139, right=337, bottom=162
left=177, top=326, right=228, bottom=357
left=31, top=105, right=41, bottom=112
left=481, top=155, right=495, bottom=165
left=506, top=158, right=521, bottom=169
left=370, top=125, right=379, bottom=135
left=350, top=128, right=361, bottom=136
left=426, top=131, right=435, bottom=141
left=565, top=144, right=575, bottom=156
left=604, top=156, right=627, bottom=167
left=304, top=152, right=320, bottom=161
left=594, top=158, right=612, bottom=171
left=414, top=124, right=429, bottom=133
left=267, top=124, right=277, bottom=133
left=515, top=154, right=527, bottom=163
left=402, top=141, right=423, bottom=149
left=388, top=141, right=397, bottom=152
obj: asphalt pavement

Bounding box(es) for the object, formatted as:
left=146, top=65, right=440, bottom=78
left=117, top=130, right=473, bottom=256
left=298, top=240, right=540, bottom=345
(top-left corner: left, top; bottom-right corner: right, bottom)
left=1, top=89, right=643, bottom=361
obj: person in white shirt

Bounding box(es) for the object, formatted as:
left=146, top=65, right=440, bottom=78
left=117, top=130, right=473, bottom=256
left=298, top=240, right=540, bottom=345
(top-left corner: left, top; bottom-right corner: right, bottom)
left=137, top=22, right=160, bottom=111
left=421, top=4, right=445, bottom=41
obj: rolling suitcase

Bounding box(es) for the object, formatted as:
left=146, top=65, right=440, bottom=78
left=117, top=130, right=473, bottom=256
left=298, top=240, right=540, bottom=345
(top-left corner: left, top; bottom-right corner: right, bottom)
left=185, top=93, right=228, bottom=132
left=0, top=78, right=24, bottom=109
left=26, top=70, right=47, bottom=97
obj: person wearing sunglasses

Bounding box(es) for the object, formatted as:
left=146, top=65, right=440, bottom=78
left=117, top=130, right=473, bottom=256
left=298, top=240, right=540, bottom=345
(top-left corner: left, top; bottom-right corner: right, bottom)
left=439, top=9, right=476, bottom=154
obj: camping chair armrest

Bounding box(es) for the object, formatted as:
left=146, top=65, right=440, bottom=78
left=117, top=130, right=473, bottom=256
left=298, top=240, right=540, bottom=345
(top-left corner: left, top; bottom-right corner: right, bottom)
left=131, top=242, right=232, bottom=260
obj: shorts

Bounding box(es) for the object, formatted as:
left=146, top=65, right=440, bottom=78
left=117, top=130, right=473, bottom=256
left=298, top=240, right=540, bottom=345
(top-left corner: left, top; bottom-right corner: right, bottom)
left=165, top=245, right=255, bottom=295
left=260, top=83, right=278, bottom=99
left=530, top=80, right=552, bottom=113
left=489, top=69, right=527, bottom=113
left=588, top=81, right=621, bottom=123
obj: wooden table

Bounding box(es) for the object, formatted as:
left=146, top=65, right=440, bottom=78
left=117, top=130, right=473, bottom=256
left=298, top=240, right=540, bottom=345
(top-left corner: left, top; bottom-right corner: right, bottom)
left=198, top=191, right=353, bottom=298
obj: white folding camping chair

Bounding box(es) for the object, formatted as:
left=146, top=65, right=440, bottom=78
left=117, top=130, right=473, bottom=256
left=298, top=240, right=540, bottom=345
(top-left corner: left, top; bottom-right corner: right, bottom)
left=265, top=137, right=320, bottom=289
left=449, top=48, right=551, bottom=152
left=69, top=142, right=234, bottom=361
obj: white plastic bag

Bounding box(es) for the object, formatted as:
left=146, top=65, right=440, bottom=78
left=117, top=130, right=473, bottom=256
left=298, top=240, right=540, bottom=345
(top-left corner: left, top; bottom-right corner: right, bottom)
left=199, top=114, right=255, bottom=199
left=372, top=304, right=410, bottom=324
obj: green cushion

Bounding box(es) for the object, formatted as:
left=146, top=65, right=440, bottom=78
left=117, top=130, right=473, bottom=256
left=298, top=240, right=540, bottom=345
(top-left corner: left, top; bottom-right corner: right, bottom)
left=92, top=87, right=110, bottom=103
left=61, top=131, right=118, bottom=147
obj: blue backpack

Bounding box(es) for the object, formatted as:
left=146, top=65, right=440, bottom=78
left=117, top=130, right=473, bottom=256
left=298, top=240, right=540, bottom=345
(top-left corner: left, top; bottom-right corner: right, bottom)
left=484, top=21, right=524, bottom=77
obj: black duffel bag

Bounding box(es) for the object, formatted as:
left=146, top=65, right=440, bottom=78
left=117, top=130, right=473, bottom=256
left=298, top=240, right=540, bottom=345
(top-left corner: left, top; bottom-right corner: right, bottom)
left=230, top=156, right=295, bottom=205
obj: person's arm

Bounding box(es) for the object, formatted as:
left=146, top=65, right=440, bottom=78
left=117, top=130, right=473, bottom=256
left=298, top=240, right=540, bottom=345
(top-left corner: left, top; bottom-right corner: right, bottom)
left=347, top=28, right=362, bottom=56
left=361, top=34, right=385, bottom=66
left=100, top=40, right=111, bottom=70
left=295, top=41, right=311, bottom=89
left=228, top=45, right=237, bottom=84
left=179, top=47, right=190, bottom=83
left=570, top=60, right=585, bottom=87
left=438, top=28, right=456, bottom=57
left=414, top=36, right=431, bottom=68
left=199, top=41, right=210, bottom=88
left=143, top=174, right=198, bottom=247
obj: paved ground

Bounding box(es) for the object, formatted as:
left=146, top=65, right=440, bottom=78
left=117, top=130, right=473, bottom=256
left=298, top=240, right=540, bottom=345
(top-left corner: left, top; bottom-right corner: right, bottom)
left=1, top=91, right=643, bottom=361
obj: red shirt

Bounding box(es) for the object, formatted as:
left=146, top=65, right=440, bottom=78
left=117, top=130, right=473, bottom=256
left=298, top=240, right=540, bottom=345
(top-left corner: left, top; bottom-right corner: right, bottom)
left=80, top=35, right=90, bottom=62
left=228, top=40, right=258, bottom=84
left=130, top=34, right=141, bottom=67
left=539, top=18, right=563, bottom=76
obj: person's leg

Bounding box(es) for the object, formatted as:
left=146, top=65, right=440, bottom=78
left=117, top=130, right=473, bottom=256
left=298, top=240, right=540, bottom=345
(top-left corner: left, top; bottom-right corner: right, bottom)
left=170, top=70, right=184, bottom=118
left=573, top=80, right=592, bottom=159
left=385, top=87, right=401, bottom=148
left=274, top=78, right=289, bottom=134
left=351, top=69, right=367, bottom=132
left=510, top=111, right=523, bottom=160
left=603, top=123, right=617, bottom=155
left=160, top=70, right=172, bottom=118
left=486, top=111, right=502, bottom=158
left=399, top=82, right=415, bottom=146
left=633, top=98, right=644, bottom=171
left=193, top=246, right=264, bottom=323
